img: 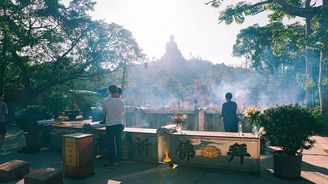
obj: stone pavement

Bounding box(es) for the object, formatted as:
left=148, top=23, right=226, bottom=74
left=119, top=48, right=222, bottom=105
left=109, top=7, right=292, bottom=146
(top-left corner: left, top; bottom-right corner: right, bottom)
left=0, top=124, right=328, bottom=184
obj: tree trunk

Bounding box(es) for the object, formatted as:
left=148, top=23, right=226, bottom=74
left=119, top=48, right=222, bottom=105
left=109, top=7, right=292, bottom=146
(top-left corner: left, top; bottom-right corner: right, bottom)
left=319, top=50, right=328, bottom=117
left=121, top=60, right=128, bottom=91
left=0, top=28, right=8, bottom=96
left=0, top=50, right=6, bottom=96
left=10, top=50, right=35, bottom=105
left=318, top=0, right=328, bottom=116
left=305, top=1, right=315, bottom=107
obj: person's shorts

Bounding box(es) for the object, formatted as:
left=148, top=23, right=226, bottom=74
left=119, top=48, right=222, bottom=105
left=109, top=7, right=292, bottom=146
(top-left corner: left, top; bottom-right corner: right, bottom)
left=0, top=123, right=7, bottom=134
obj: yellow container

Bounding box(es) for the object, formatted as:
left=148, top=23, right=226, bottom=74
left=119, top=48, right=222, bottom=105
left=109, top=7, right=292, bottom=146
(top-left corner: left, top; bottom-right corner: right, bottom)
left=63, top=133, right=93, bottom=179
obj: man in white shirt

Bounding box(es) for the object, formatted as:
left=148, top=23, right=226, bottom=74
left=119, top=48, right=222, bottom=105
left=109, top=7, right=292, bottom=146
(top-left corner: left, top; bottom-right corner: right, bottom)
left=102, top=85, right=125, bottom=168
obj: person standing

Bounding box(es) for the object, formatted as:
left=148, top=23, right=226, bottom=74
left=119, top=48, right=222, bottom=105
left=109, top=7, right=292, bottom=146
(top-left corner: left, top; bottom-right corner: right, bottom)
left=102, top=85, right=125, bottom=168
left=0, top=95, right=8, bottom=151
left=117, top=86, right=123, bottom=99
left=221, top=92, right=239, bottom=132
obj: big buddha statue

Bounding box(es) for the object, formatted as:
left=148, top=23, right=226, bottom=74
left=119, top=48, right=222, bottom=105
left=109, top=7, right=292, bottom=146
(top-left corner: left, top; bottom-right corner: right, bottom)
left=164, top=35, right=182, bottom=58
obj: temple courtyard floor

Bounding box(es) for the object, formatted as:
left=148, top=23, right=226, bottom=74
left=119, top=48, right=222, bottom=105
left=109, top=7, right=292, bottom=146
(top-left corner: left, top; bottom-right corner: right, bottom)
left=1, top=124, right=327, bottom=184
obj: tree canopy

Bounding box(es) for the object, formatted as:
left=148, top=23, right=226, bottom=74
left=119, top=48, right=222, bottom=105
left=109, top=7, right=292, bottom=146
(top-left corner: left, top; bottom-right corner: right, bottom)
left=208, top=0, right=328, bottom=116
left=0, top=0, right=143, bottom=107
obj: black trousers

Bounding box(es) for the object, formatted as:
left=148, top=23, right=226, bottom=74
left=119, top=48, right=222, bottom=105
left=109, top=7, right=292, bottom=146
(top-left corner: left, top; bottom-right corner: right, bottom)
left=224, top=122, right=238, bottom=132
left=0, top=122, right=6, bottom=135
left=106, top=124, right=124, bottom=163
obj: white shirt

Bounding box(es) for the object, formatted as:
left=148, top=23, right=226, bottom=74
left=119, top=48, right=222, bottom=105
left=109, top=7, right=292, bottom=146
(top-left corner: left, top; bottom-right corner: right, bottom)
left=102, top=97, right=125, bottom=127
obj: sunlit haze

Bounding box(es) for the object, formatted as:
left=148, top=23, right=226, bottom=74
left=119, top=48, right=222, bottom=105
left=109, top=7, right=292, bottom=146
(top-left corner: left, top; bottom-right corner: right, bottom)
left=88, top=0, right=273, bottom=66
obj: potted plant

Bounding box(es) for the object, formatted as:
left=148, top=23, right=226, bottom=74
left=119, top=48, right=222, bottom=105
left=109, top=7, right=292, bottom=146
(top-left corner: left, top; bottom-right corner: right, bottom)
left=171, top=114, right=187, bottom=133
left=243, top=106, right=268, bottom=153
left=243, top=106, right=261, bottom=134
left=258, top=104, right=320, bottom=179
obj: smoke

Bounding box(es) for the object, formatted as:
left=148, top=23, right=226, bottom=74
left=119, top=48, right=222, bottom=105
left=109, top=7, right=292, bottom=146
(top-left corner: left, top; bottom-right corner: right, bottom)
left=124, top=38, right=304, bottom=112
left=125, top=60, right=304, bottom=112
left=212, top=73, right=303, bottom=111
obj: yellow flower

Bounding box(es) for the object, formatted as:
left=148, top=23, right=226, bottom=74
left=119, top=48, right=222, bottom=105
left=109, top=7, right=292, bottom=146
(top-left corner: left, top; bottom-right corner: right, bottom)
left=244, top=107, right=260, bottom=117
left=243, top=106, right=261, bottom=127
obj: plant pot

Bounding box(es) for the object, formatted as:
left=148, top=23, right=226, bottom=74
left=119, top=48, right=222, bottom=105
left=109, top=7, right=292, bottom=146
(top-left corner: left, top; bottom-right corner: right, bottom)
left=273, top=150, right=302, bottom=179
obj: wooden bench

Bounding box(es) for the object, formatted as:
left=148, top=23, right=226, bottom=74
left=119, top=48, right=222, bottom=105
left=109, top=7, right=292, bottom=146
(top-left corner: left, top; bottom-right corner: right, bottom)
left=0, top=160, right=30, bottom=181
left=24, top=168, right=63, bottom=184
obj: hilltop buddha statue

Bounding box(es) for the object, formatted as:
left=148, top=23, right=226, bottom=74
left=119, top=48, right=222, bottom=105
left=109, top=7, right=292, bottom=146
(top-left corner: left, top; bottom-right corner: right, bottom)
left=165, top=35, right=182, bottom=58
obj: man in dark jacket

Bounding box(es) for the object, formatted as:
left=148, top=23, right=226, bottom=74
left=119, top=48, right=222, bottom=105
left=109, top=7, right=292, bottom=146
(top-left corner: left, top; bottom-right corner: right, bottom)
left=221, top=93, right=239, bottom=132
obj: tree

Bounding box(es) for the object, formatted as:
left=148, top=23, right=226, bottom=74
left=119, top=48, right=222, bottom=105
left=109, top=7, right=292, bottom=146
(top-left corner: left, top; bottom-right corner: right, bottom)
left=233, top=22, right=317, bottom=78
left=315, top=6, right=328, bottom=116
left=0, top=0, right=143, bottom=105
left=163, top=76, right=184, bottom=100
left=208, top=0, right=328, bottom=115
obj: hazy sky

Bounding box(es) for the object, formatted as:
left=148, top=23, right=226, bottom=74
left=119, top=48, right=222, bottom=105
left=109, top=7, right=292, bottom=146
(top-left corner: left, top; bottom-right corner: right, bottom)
left=89, top=0, right=273, bottom=65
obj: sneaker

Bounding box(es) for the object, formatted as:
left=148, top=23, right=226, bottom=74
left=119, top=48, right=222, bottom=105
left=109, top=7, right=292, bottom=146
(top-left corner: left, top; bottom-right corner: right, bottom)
left=104, top=162, right=117, bottom=169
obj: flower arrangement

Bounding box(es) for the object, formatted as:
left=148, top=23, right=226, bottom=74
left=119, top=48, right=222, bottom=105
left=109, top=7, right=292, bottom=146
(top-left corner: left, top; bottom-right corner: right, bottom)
left=243, top=106, right=261, bottom=128
left=171, top=114, right=187, bottom=125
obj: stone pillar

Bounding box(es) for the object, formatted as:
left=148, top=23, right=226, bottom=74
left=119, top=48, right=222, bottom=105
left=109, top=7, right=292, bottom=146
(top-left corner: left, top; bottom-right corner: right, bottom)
left=131, top=108, right=148, bottom=128
left=194, top=109, right=205, bottom=131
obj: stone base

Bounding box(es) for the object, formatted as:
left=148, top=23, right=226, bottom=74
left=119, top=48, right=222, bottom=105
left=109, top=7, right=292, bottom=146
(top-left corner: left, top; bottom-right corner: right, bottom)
left=0, top=160, right=30, bottom=181
left=24, top=168, right=63, bottom=184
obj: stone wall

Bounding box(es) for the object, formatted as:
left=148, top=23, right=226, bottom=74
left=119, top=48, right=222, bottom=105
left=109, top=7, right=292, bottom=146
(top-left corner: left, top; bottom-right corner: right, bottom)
left=125, top=109, right=226, bottom=131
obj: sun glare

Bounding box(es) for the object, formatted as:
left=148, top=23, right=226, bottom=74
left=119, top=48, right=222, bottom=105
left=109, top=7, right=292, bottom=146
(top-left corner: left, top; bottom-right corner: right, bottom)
left=89, top=0, right=270, bottom=64
left=126, top=1, right=175, bottom=60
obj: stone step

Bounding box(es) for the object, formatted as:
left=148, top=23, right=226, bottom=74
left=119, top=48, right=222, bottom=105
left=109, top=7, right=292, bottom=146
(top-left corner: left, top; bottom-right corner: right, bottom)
left=24, top=168, right=63, bottom=184
left=0, top=160, right=30, bottom=182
